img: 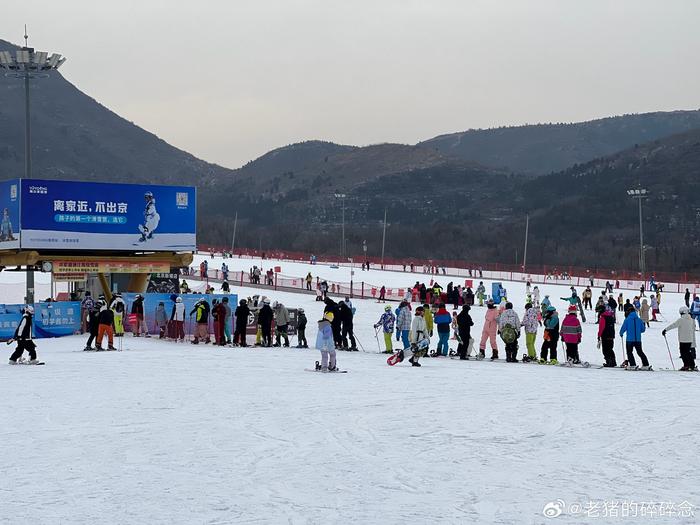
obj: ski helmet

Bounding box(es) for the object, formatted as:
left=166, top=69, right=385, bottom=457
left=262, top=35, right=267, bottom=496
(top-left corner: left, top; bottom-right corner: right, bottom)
left=384, top=305, right=392, bottom=312
left=176, top=297, right=183, bottom=303
left=240, top=299, right=247, bottom=305
left=25, top=305, right=34, bottom=315
left=144, top=191, right=153, bottom=199
left=680, top=306, right=690, bottom=315
left=324, top=312, right=334, bottom=322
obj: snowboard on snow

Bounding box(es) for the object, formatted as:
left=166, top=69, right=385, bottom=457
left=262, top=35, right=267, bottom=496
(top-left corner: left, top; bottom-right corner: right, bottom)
left=10, top=360, right=45, bottom=366
left=305, top=361, right=348, bottom=373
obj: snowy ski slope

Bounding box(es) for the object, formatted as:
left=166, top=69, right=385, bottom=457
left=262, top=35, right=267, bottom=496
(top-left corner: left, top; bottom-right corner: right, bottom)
left=2, top=256, right=699, bottom=524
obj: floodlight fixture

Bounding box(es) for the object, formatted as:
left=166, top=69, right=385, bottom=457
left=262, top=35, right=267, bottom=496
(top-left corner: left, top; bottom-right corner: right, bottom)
left=0, top=26, right=66, bottom=305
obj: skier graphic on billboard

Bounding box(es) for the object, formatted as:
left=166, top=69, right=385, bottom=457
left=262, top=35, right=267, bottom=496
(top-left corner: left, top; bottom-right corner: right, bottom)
left=138, top=191, right=161, bottom=243
left=0, top=207, right=17, bottom=242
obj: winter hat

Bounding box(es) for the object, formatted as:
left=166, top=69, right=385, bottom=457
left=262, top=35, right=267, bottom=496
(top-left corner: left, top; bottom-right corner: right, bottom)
left=525, top=303, right=532, bottom=310
left=298, top=308, right=304, bottom=313
left=568, top=305, right=578, bottom=313
left=505, top=302, right=513, bottom=310
left=679, top=306, right=690, bottom=315
left=415, top=306, right=424, bottom=314
left=546, top=306, right=556, bottom=312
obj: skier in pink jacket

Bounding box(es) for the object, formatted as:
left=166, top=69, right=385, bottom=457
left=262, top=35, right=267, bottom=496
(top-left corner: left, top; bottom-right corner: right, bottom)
left=560, top=305, right=583, bottom=363
left=479, top=299, right=499, bottom=359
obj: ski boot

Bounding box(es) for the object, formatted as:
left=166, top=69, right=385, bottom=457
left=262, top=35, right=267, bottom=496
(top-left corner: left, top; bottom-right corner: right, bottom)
left=538, top=358, right=547, bottom=364
left=8, top=359, right=17, bottom=365
left=84, top=346, right=94, bottom=351
left=315, top=361, right=321, bottom=371
left=638, top=365, right=653, bottom=371
left=108, top=345, right=117, bottom=351
left=408, top=356, right=421, bottom=367
left=548, top=359, right=558, bottom=365
left=478, top=350, right=486, bottom=360
left=490, top=352, right=498, bottom=361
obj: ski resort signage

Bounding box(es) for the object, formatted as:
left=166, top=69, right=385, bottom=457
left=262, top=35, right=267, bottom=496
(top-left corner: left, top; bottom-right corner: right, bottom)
left=6, top=178, right=196, bottom=252
left=0, top=179, right=20, bottom=250
left=52, top=260, right=171, bottom=274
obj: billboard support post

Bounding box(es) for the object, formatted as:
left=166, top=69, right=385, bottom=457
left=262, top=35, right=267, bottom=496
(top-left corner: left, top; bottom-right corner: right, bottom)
left=26, top=267, right=34, bottom=304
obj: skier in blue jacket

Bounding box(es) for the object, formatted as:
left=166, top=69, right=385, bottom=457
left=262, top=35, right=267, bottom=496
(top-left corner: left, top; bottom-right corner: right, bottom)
left=619, top=309, right=651, bottom=369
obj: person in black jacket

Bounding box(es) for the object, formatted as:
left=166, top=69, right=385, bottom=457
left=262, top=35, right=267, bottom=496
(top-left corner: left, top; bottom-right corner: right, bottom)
left=9, top=306, right=40, bottom=364
left=324, top=297, right=342, bottom=348
left=84, top=302, right=101, bottom=351
left=234, top=299, right=250, bottom=347
left=296, top=308, right=308, bottom=348
left=338, top=300, right=357, bottom=351
left=257, top=299, right=274, bottom=347
left=456, top=305, right=474, bottom=360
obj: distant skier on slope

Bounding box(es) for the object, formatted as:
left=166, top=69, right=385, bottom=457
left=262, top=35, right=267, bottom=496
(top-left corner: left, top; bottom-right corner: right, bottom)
left=138, top=191, right=160, bottom=242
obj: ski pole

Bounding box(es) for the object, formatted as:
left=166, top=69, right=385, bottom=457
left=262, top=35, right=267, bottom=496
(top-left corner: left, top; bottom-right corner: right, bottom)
left=354, top=333, right=367, bottom=353
left=663, top=334, right=676, bottom=371
left=373, top=326, right=382, bottom=353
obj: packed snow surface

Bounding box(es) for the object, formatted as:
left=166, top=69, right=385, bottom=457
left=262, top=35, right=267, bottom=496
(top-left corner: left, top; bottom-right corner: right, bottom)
left=2, top=255, right=700, bottom=524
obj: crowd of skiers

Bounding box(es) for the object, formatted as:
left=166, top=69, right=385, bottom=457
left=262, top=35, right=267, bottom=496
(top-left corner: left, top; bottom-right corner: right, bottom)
left=371, top=283, right=700, bottom=371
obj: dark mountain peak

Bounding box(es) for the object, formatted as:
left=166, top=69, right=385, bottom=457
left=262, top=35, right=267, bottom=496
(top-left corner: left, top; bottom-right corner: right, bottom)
left=420, top=110, right=700, bottom=175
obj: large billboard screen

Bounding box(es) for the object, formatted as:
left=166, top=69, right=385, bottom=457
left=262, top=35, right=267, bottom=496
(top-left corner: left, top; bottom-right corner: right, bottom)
left=19, top=179, right=196, bottom=251
left=0, top=179, right=20, bottom=250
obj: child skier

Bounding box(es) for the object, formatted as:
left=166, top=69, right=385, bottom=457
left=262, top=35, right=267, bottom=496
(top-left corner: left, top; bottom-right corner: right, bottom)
left=497, top=302, right=521, bottom=362
left=521, top=302, right=539, bottom=362
left=407, top=305, right=429, bottom=366
left=296, top=308, right=308, bottom=348
left=433, top=303, right=452, bottom=356
left=540, top=306, right=560, bottom=364
left=374, top=305, right=396, bottom=353
left=597, top=306, right=617, bottom=367
left=456, top=304, right=474, bottom=360
left=479, top=299, right=499, bottom=359
left=663, top=307, right=697, bottom=371
left=315, top=311, right=337, bottom=372
left=560, top=305, right=582, bottom=364
left=8, top=306, right=42, bottom=365
left=619, top=308, right=651, bottom=370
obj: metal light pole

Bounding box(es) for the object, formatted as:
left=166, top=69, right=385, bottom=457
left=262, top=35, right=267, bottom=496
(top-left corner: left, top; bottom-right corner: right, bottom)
left=230, top=211, right=238, bottom=254
left=626, top=187, right=648, bottom=277
left=381, top=207, right=387, bottom=267
left=522, top=213, right=529, bottom=272
left=362, top=239, right=367, bottom=262
left=334, top=193, right=346, bottom=259
left=0, top=29, right=66, bottom=304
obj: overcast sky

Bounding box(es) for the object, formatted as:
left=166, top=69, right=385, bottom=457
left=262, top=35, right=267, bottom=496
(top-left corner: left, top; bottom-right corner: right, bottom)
left=3, top=0, right=699, bottom=169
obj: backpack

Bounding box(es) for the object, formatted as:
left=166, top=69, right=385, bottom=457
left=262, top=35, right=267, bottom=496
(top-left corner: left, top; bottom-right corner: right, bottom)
left=500, top=324, right=518, bottom=344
